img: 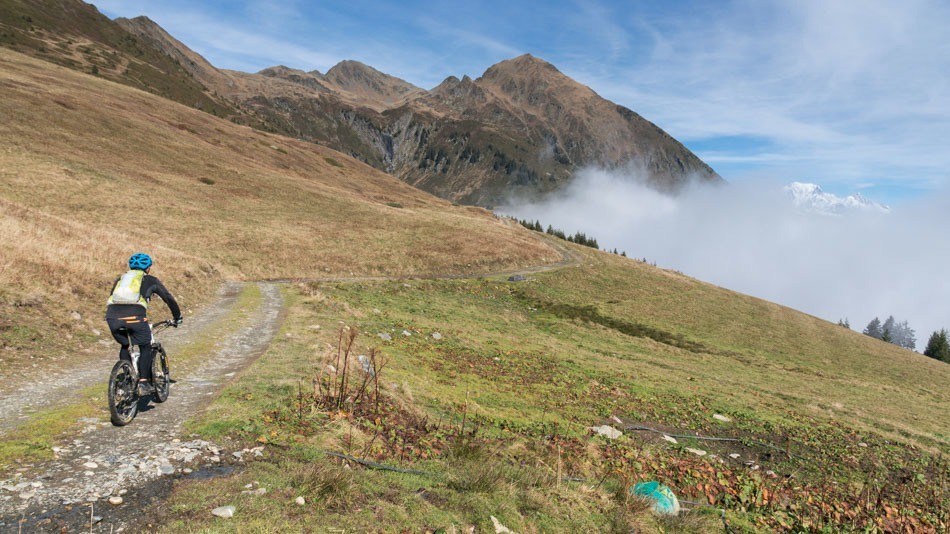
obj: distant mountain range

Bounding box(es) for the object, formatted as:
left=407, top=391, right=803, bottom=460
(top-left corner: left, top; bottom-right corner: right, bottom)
left=784, top=182, right=890, bottom=215
left=1, top=0, right=723, bottom=205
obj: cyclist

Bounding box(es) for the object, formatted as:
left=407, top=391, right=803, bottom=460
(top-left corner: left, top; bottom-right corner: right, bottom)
left=105, top=253, right=182, bottom=395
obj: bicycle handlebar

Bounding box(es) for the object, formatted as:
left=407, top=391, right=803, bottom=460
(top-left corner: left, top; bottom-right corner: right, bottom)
left=151, top=320, right=176, bottom=333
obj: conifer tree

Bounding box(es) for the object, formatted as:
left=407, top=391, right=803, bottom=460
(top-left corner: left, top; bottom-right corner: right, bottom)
left=924, top=329, right=949, bottom=362
left=863, top=317, right=882, bottom=339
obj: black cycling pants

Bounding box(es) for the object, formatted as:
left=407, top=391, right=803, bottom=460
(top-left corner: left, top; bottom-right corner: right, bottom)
left=106, top=317, right=153, bottom=381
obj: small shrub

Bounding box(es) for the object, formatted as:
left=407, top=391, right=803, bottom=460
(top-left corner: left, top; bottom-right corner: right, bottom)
left=385, top=202, right=403, bottom=209
left=198, top=177, right=215, bottom=185
left=291, top=462, right=360, bottom=511
left=324, top=156, right=343, bottom=168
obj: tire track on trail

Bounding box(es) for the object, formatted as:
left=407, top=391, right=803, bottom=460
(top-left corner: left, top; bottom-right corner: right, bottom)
left=0, top=283, right=282, bottom=530
left=0, top=282, right=244, bottom=433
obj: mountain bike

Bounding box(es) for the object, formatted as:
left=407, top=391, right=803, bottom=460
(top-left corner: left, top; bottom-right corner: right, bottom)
left=108, top=320, right=175, bottom=426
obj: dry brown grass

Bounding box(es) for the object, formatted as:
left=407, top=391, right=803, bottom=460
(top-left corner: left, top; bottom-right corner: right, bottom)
left=0, top=48, right=559, bottom=366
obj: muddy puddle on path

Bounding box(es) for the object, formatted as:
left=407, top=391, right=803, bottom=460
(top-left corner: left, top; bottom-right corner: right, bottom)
left=5, top=463, right=244, bottom=533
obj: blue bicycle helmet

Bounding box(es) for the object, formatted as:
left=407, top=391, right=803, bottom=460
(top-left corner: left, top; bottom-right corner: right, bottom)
left=128, top=253, right=153, bottom=271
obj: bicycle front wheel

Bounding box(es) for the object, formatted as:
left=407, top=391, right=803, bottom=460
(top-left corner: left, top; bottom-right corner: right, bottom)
left=109, top=360, right=138, bottom=426
left=152, top=344, right=170, bottom=403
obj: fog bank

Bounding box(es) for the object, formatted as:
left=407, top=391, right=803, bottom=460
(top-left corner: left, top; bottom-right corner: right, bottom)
left=502, top=169, right=949, bottom=347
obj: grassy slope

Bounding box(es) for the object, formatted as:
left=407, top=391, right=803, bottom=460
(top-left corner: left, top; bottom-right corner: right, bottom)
left=0, top=0, right=245, bottom=120
left=0, top=48, right=559, bottom=366
left=163, top=247, right=947, bottom=532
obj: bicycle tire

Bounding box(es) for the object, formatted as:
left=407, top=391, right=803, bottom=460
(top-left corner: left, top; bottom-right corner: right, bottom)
left=109, top=359, right=138, bottom=426
left=152, top=344, right=170, bottom=403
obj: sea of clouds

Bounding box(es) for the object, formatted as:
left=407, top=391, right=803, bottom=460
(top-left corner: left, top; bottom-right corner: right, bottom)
left=501, top=169, right=949, bottom=348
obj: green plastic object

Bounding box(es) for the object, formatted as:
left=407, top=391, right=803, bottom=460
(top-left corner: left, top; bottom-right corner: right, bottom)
left=632, top=481, right=681, bottom=515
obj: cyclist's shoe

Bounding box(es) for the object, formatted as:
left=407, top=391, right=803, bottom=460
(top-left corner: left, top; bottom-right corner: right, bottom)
left=137, top=381, right=155, bottom=396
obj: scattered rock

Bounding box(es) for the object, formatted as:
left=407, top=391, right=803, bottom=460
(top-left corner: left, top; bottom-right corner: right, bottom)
left=295, top=496, right=305, bottom=506
left=357, top=355, right=372, bottom=375
left=490, top=515, right=515, bottom=533
left=507, top=275, right=526, bottom=282
left=108, top=496, right=123, bottom=505
left=431, top=332, right=443, bottom=340
left=183, top=468, right=193, bottom=474
left=766, top=470, right=777, bottom=478
left=70, top=311, right=82, bottom=322
left=83, top=462, right=98, bottom=469
left=378, top=332, right=392, bottom=341
left=590, top=425, right=622, bottom=439
left=160, top=464, right=175, bottom=475
left=242, top=487, right=267, bottom=496
left=858, top=442, right=868, bottom=448
left=713, top=414, right=732, bottom=422
left=662, top=435, right=678, bottom=444
left=212, top=505, right=235, bottom=518
left=729, top=453, right=741, bottom=459
left=372, top=309, right=381, bottom=315
left=685, top=448, right=707, bottom=456
left=232, top=451, right=244, bottom=460
left=402, top=330, right=412, bottom=337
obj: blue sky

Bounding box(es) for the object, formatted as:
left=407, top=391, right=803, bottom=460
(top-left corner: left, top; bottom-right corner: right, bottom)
left=95, top=0, right=950, bottom=205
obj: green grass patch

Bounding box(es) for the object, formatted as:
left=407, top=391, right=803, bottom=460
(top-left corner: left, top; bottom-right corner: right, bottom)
left=0, top=384, right=104, bottom=469
left=163, top=254, right=948, bottom=531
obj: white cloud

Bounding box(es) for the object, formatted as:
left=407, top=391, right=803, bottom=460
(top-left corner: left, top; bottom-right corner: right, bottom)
left=502, top=168, right=950, bottom=346
left=563, top=0, right=950, bottom=196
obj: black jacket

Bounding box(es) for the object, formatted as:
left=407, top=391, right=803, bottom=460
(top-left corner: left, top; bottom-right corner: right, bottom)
left=105, top=272, right=181, bottom=320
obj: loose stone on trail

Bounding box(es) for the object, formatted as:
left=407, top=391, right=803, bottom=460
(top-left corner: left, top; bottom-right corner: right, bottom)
left=662, top=435, right=678, bottom=444
left=507, top=274, right=526, bottom=282
left=378, top=332, right=392, bottom=341
left=713, top=414, right=732, bottom=422
left=686, top=448, right=707, bottom=456
left=108, top=496, right=123, bottom=505
left=431, top=332, right=443, bottom=340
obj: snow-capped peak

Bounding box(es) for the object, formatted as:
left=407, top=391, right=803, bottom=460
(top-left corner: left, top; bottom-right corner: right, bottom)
left=784, top=182, right=890, bottom=215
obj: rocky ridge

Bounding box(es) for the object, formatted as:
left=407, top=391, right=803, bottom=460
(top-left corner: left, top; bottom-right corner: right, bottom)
left=110, top=12, right=723, bottom=205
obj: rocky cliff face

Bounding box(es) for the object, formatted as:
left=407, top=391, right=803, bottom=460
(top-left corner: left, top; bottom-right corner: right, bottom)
left=240, top=53, right=721, bottom=204
left=4, top=1, right=723, bottom=205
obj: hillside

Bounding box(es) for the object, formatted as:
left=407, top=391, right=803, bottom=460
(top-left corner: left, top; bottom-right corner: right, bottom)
left=0, top=47, right=559, bottom=371
left=3, top=2, right=722, bottom=206
left=0, top=44, right=947, bottom=532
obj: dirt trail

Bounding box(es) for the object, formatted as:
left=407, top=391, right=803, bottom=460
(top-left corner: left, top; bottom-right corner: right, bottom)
left=0, top=237, right=582, bottom=531
left=0, top=283, right=282, bottom=531
left=0, top=282, right=244, bottom=433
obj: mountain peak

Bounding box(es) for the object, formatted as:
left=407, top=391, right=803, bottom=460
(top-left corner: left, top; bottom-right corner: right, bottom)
left=322, top=60, right=422, bottom=110
left=481, top=53, right=562, bottom=81
left=784, top=182, right=890, bottom=215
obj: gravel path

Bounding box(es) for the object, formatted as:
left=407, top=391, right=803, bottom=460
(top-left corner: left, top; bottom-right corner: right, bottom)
left=0, top=282, right=282, bottom=532
left=0, top=282, right=243, bottom=433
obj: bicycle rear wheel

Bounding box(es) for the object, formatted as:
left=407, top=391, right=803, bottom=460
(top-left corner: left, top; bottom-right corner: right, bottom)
left=109, top=360, right=138, bottom=426
left=152, top=344, right=170, bottom=403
